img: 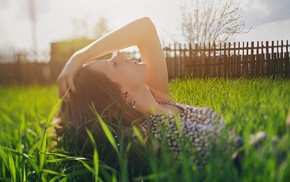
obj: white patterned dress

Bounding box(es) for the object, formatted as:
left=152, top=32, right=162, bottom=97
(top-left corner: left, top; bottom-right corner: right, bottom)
left=141, top=102, right=225, bottom=166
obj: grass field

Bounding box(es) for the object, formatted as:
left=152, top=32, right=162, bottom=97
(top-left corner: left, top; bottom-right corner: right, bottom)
left=0, top=78, right=290, bottom=181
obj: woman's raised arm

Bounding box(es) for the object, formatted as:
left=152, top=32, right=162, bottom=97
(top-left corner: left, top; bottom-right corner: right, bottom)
left=57, top=17, right=169, bottom=100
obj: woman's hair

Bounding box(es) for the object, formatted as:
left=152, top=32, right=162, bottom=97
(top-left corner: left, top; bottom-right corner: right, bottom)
left=53, top=65, right=143, bottom=157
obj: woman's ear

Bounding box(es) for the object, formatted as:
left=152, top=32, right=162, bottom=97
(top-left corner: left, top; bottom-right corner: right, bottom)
left=121, top=91, right=128, bottom=99
left=121, top=91, right=137, bottom=108
left=121, top=91, right=135, bottom=101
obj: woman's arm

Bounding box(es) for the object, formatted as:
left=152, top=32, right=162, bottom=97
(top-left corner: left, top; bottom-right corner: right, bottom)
left=57, top=17, right=169, bottom=100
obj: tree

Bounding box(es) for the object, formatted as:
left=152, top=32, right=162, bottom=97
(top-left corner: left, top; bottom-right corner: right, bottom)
left=51, top=17, right=111, bottom=62
left=92, top=16, right=110, bottom=38
left=71, top=17, right=90, bottom=39
left=180, top=0, right=249, bottom=44
left=71, top=16, right=110, bottom=40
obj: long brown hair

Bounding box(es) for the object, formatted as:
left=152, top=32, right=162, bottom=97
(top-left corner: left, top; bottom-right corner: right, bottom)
left=53, top=65, right=143, bottom=156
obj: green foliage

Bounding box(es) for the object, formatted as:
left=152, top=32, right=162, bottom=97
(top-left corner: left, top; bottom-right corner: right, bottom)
left=0, top=78, right=290, bottom=181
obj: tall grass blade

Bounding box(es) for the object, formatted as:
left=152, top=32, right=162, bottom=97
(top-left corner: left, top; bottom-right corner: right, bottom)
left=86, top=128, right=99, bottom=179
left=0, top=146, right=8, bottom=168
left=132, top=125, right=145, bottom=145
left=49, top=175, right=63, bottom=182
left=96, top=114, right=118, bottom=152
left=46, top=99, right=62, bottom=125
left=59, top=168, right=90, bottom=182
left=43, top=169, right=60, bottom=175
left=46, top=157, right=87, bottom=163
left=8, top=154, right=16, bottom=182
left=93, top=149, right=100, bottom=182
left=39, top=129, right=47, bottom=171
left=23, top=165, right=26, bottom=182
left=77, top=159, right=94, bottom=174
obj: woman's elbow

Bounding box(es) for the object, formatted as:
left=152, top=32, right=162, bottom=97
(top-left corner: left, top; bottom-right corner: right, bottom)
left=138, top=17, right=156, bottom=33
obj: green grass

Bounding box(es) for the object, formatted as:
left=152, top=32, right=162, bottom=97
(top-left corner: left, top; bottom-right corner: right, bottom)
left=0, top=78, right=290, bottom=181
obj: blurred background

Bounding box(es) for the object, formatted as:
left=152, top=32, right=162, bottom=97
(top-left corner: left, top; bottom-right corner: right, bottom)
left=0, top=0, right=289, bottom=84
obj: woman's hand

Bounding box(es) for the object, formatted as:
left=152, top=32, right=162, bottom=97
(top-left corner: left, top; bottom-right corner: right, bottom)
left=57, top=54, right=83, bottom=99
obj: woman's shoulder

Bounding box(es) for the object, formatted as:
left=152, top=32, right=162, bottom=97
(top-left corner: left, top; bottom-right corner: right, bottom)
left=159, top=101, right=224, bottom=122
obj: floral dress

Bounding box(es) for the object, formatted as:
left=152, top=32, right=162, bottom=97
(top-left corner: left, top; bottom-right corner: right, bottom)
left=141, top=102, right=225, bottom=167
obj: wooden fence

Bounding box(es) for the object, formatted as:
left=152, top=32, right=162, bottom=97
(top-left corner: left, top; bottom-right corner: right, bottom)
left=0, top=40, right=289, bottom=85
left=164, top=40, right=290, bottom=79
left=0, top=52, right=64, bottom=85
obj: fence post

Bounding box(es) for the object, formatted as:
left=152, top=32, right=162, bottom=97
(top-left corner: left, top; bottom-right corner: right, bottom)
left=178, top=44, right=183, bottom=78
left=194, top=43, right=199, bottom=77
left=286, top=40, right=290, bottom=77
left=213, top=43, right=217, bottom=77
left=189, top=43, right=193, bottom=78
left=271, top=41, right=275, bottom=75
left=16, top=53, right=22, bottom=84
left=205, top=43, right=209, bottom=77
left=265, top=41, right=269, bottom=76
left=256, top=41, right=260, bottom=76
left=236, top=42, right=241, bottom=77
left=183, top=44, right=188, bottom=78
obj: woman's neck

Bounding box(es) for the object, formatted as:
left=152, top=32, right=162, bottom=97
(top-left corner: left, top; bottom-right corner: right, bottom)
left=132, top=85, right=178, bottom=115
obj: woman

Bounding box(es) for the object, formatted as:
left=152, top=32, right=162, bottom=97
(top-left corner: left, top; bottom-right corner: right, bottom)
left=55, top=17, right=235, bottom=169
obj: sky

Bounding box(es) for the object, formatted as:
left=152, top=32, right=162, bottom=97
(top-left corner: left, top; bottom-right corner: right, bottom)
left=0, top=0, right=289, bottom=52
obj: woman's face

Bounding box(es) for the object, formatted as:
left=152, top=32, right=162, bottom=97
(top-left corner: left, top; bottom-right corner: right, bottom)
left=85, top=53, right=147, bottom=91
